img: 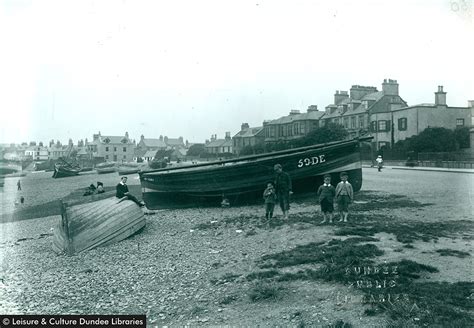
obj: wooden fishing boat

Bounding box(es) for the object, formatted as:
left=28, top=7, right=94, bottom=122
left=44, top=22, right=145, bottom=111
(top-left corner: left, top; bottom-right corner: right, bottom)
left=117, top=163, right=142, bottom=175
left=52, top=163, right=81, bottom=178
left=52, top=194, right=146, bottom=255
left=96, top=162, right=117, bottom=174
left=140, top=137, right=372, bottom=208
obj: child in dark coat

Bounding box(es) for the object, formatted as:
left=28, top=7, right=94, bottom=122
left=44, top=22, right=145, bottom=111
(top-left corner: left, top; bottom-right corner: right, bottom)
left=263, top=182, right=277, bottom=220
left=317, top=174, right=336, bottom=223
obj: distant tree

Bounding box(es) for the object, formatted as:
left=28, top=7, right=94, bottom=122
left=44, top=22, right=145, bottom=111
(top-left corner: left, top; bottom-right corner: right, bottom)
left=253, top=142, right=266, bottom=154
left=454, top=126, right=470, bottom=149
left=29, top=141, right=36, bottom=146
left=56, top=140, right=61, bottom=147
left=411, top=127, right=456, bottom=152
left=78, top=139, right=84, bottom=147
left=298, top=123, right=349, bottom=146
left=240, top=145, right=254, bottom=156
left=38, top=141, right=44, bottom=147
left=187, top=144, right=207, bottom=157
left=154, top=149, right=174, bottom=160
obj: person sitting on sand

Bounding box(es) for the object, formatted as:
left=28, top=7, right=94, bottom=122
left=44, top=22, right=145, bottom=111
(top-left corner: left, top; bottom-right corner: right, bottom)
left=97, top=181, right=104, bottom=194
left=116, top=176, right=145, bottom=207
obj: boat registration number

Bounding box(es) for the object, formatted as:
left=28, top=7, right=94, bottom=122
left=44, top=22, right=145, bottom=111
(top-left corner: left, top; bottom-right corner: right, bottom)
left=297, top=154, right=326, bottom=168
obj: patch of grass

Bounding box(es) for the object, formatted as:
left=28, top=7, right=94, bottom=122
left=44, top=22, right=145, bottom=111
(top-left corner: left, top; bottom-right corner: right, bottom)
left=219, top=294, right=239, bottom=305
left=248, top=282, right=283, bottom=302
left=259, top=238, right=383, bottom=270
left=436, top=248, right=470, bottom=258
left=352, top=191, right=433, bottom=211
left=246, top=270, right=280, bottom=281
left=210, top=273, right=241, bottom=285
left=334, top=219, right=473, bottom=244
left=326, top=320, right=354, bottom=328
left=189, top=305, right=206, bottom=316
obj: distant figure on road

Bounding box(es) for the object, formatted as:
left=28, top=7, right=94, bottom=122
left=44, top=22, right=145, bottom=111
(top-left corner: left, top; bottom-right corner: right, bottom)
left=263, top=181, right=277, bottom=220
left=335, top=172, right=353, bottom=223
left=17, top=180, right=21, bottom=191
left=375, top=155, right=383, bottom=172
left=116, top=176, right=145, bottom=207
left=274, top=164, right=292, bottom=219
left=317, top=174, right=336, bottom=224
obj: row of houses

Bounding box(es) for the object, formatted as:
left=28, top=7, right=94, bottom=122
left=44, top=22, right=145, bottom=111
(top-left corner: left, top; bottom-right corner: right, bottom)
left=230, top=79, right=473, bottom=155
left=2, top=79, right=472, bottom=162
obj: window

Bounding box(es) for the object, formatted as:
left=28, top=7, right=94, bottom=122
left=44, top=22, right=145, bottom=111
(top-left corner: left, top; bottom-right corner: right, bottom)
left=114, top=147, right=117, bottom=152
left=370, top=121, right=377, bottom=132
left=377, top=120, right=391, bottom=132
left=105, top=146, right=109, bottom=152
left=123, top=155, right=126, bottom=159
left=334, top=118, right=339, bottom=125
left=123, top=147, right=127, bottom=152
left=456, top=118, right=464, bottom=126
left=398, top=118, right=407, bottom=131
left=105, top=155, right=109, bottom=159
left=351, top=117, right=356, bottom=129
left=359, top=115, right=365, bottom=128
left=343, top=117, right=349, bottom=128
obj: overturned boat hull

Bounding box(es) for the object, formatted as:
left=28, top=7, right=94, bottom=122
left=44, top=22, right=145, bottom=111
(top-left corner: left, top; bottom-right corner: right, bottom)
left=52, top=196, right=145, bottom=255
left=52, top=165, right=81, bottom=178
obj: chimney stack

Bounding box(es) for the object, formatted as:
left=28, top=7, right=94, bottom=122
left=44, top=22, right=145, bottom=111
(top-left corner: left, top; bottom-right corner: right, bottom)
left=435, top=86, right=447, bottom=106
left=382, top=79, right=399, bottom=96
left=307, top=105, right=318, bottom=112
left=334, top=91, right=349, bottom=105
left=241, top=123, right=250, bottom=131
left=225, top=132, right=231, bottom=140
left=289, top=109, right=300, bottom=115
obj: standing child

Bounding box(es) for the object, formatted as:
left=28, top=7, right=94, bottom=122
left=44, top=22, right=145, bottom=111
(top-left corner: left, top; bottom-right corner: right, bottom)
left=317, top=174, right=336, bottom=224
left=263, top=182, right=277, bottom=220
left=335, top=172, right=353, bottom=223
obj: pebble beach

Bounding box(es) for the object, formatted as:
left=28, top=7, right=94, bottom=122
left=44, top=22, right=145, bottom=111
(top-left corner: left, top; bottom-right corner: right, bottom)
left=1, top=168, right=472, bottom=327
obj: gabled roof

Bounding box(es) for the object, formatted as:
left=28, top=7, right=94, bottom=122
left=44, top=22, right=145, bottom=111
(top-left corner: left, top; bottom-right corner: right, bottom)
left=368, top=95, right=408, bottom=114
left=90, top=135, right=133, bottom=145
left=166, top=138, right=185, bottom=146
left=142, top=138, right=167, bottom=148
left=233, top=126, right=264, bottom=138
left=205, top=139, right=227, bottom=148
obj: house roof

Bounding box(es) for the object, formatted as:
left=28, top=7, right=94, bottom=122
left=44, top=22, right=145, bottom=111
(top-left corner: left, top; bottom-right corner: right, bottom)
left=233, top=126, right=264, bottom=138
left=165, top=138, right=184, bottom=146
left=89, top=135, right=133, bottom=145
left=142, top=138, right=167, bottom=148
left=205, top=139, right=227, bottom=148
left=267, top=111, right=324, bottom=125
left=368, top=95, right=408, bottom=114
left=143, top=150, right=157, bottom=158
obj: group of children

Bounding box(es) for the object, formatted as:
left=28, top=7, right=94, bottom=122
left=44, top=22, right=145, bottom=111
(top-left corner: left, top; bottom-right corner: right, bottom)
left=83, top=181, right=105, bottom=196
left=263, top=171, right=353, bottom=223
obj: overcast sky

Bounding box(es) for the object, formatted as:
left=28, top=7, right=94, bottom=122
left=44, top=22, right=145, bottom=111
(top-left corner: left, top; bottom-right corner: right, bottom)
left=1, top=0, right=472, bottom=145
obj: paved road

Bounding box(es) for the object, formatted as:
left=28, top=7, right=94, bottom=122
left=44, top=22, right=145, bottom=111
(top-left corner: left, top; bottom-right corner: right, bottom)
left=361, top=167, right=473, bottom=222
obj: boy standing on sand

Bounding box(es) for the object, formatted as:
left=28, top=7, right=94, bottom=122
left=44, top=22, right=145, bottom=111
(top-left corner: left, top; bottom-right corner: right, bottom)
left=335, top=172, right=353, bottom=222
left=263, top=182, right=277, bottom=220
left=317, top=174, right=336, bottom=224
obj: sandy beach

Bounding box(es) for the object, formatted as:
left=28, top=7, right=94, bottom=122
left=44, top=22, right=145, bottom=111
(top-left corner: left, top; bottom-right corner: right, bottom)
left=0, top=168, right=473, bottom=327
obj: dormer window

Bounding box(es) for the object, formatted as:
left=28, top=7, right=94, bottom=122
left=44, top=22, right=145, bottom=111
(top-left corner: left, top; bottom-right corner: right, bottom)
left=121, top=138, right=128, bottom=144
left=104, top=137, right=111, bottom=144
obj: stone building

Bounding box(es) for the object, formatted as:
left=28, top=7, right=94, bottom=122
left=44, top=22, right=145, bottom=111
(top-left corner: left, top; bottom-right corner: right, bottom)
left=391, top=87, right=472, bottom=144
left=205, top=133, right=233, bottom=155
left=322, top=79, right=408, bottom=150
left=263, top=105, right=325, bottom=143
left=232, top=123, right=265, bottom=155
left=86, top=132, right=135, bottom=162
